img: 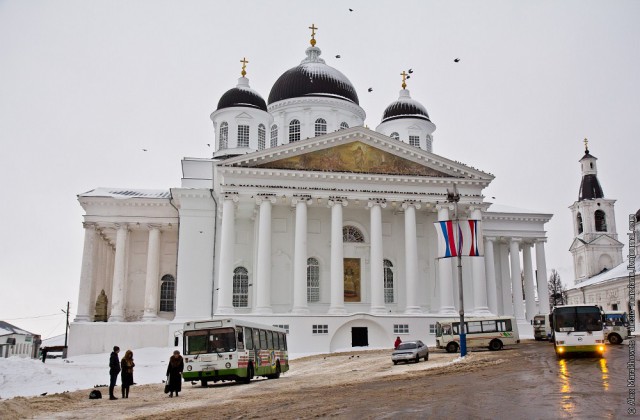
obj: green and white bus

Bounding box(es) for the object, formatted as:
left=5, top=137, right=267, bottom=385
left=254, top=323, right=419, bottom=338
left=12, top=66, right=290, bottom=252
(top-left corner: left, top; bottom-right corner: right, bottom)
left=551, top=304, right=605, bottom=357
left=182, top=318, right=289, bottom=386
left=435, top=316, right=520, bottom=353
left=603, top=310, right=630, bottom=345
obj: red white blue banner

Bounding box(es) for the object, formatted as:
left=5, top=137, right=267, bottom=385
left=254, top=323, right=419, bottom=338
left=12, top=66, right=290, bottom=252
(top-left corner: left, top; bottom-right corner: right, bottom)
left=434, top=220, right=483, bottom=258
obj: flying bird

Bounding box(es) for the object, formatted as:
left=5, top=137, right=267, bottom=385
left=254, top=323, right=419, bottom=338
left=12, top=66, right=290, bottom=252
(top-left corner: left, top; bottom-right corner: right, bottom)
left=335, top=54, right=341, bottom=58
left=349, top=8, right=354, bottom=12
left=454, top=58, right=460, bottom=62
left=142, top=148, right=148, bottom=152
left=367, top=87, right=373, bottom=92
left=408, top=68, right=413, bottom=74
left=206, top=143, right=210, bottom=147
left=40, top=392, right=47, bottom=396
left=406, top=75, right=410, bottom=79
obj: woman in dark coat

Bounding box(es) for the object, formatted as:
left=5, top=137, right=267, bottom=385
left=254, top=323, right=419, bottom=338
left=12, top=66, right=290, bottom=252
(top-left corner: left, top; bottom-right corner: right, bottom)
left=166, top=350, right=184, bottom=397
left=120, top=350, right=135, bottom=398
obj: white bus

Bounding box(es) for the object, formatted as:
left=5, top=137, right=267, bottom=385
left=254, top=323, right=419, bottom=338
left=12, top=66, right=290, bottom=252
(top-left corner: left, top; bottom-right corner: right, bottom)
left=435, top=316, right=520, bottom=353
left=551, top=304, right=605, bottom=357
left=533, top=314, right=551, bottom=341
left=182, top=318, right=289, bottom=386
left=603, top=311, right=630, bottom=345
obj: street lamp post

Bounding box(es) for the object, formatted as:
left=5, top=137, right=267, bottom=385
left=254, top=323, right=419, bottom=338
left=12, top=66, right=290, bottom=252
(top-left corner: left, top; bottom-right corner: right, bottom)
left=447, top=185, right=467, bottom=357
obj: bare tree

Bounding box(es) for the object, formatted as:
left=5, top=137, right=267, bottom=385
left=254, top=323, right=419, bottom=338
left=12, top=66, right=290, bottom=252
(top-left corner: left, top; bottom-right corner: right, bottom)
left=548, top=269, right=568, bottom=307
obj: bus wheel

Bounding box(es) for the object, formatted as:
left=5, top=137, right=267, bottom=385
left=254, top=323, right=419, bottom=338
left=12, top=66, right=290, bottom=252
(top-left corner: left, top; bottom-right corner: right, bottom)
left=609, top=334, right=622, bottom=345
left=268, top=361, right=281, bottom=379
left=200, top=380, right=208, bottom=387
left=489, top=339, right=503, bottom=351
left=446, top=342, right=458, bottom=353
left=242, top=363, right=254, bottom=384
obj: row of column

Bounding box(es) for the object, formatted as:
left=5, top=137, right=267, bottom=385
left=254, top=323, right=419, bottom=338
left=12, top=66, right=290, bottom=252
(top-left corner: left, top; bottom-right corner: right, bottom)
left=75, top=223, right=166, bottom=323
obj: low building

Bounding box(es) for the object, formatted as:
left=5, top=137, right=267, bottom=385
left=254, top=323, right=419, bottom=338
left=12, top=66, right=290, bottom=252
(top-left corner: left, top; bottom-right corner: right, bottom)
left=0, top=321, right=40, bottom=358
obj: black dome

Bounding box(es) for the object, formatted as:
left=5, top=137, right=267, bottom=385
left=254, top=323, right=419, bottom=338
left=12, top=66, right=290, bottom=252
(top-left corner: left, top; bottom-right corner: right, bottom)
left=217, top=81, right=267, bottom=112
left=268, top=47, right=359, bottom=105
left=635, top=208, right=640, bottom=222
left=579, top=174, right=604, bottom=201
left=381, top=90, right=430, bottom=123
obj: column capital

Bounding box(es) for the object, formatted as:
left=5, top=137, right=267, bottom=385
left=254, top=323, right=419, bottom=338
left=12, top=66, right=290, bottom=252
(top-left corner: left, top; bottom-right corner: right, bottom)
left=291, top=196, right=312, bottom=206
left=114, top=223, right=130, bottom=231
left=534, top=237, right=548, bottom=244
left=223, top=194, right=240, bottom=203
left=82, top=222, right=97, bottom=230
left=436, top=203, right=454, bottom=211
left=147, top=223, right=162, bottom=231
left=484, top=236, right=497, bottom=243
left=367, top=200, right=387, bottom=209
left=402, top=201, right=422, bottom=210
left=328, top=198, right=348, bottom=207
left=510, top=237, right=523, bottom=244
left=256, top=195, right=277, bottom=205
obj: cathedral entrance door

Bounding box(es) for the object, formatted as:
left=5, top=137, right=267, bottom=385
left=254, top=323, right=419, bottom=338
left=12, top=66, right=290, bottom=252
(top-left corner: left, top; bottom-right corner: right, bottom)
left=351, top=327, right=368, bottom=347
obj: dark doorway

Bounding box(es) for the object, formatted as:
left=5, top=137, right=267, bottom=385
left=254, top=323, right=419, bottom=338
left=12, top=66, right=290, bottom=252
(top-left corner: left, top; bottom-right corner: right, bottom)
left=352, top=327, right=368, bottom=347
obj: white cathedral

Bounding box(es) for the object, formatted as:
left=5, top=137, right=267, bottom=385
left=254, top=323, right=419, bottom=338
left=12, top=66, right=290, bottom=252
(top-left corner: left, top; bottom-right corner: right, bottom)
left=69, top=29, right=554, bottom=356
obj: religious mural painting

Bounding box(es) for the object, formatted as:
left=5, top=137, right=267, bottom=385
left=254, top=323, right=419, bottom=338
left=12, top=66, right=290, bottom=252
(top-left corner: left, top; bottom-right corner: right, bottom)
left=344, top=258, right=361, bottom=302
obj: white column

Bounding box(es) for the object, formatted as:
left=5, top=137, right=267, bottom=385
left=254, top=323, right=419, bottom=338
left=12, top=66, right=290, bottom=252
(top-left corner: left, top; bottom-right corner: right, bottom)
left=328, top=199, right=347, bottom=314
left=255, top=196, right=276, bottom=314
left=292, top=198, right=311, bottom=314
left=217, top=197, right=237, bottom=315
left=108, top=223, right=129, bottom=322
left=437, top=205, right=457, bottom=314
left=470, top=208, right=490, bottom=315
left=535, top=239, right=551, bottom=314
left=483, top=237, right=498, bottom=315
left=75, top=222, right=97, bottom=322
left=369, top=201, right=386, bottom=314
left=142, top=225, right=161, bottom=321
left=522, top=242, right=537, bottom=321
left=403, top=202, right=421, bottom=314
left=509, top=238, right=525, bottom=321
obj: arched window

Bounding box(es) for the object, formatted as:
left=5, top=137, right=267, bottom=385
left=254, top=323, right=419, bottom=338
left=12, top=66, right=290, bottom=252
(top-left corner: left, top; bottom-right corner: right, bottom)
left=233, top=267, right=249, bottom=307
left=577, top=212, right=583, bottom=234
left=315, top=118, right=327, bottom=136
left=426, top=134, right=433, bottom=152
left=238, top=125, right=250, bottom=148
left=343, top=226, right=364, bottom=242
left=595, top=210, right=607, bottom=232
left=390, top=132, right=399, bottom=140
left=289, top=119, right=300, bottom=142
left=307, top=257, right=320, bottom=302
left=384, top=260, right=394, bottom=303
left=258, top=124, right=266, bottom=150
left=159, top=274, right=176, bottom=312
left=270, top=124, right=278, bottom=148
left=219, top=122, right=228, bottom=149
left=340, top=122, right=349, bottom=130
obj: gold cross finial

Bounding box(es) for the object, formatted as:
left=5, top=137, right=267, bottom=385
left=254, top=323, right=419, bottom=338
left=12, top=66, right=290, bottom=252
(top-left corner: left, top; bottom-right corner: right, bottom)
left=240, top=57, right=249, bottom=77
left=401, top=71, right=408, bottom=89
left=584, top=137, right=589, bottom=152
left=309, top=24, right=318, bottom=47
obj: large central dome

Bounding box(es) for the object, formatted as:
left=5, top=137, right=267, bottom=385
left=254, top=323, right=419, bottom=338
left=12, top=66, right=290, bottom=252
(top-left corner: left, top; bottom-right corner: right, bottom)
left=268, top=46, right=359, bottom=105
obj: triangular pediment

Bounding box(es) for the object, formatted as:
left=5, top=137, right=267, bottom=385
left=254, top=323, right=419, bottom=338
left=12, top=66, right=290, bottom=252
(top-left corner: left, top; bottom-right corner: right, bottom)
left=235, top=112, right=253, bottom=119
left=221, top=127, right=493, bottom=180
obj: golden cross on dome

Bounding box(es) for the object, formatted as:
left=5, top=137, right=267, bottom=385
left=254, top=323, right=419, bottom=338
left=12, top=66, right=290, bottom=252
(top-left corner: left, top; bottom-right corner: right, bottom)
left=401, top=70, right=408, bottom=89
left=309, top=23, right=318, bottom=46
left=240, top=57, right=249, bottom=77
left=584, top=137, right=589, bottom=151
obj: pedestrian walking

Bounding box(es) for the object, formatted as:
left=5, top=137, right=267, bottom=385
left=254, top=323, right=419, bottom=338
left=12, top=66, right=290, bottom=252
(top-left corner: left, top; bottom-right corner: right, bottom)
left=166, top=350, right=184, bottom=397
left=120, top=349, right=135, bottom=398
left=109, top=346, right=121, bottom=400
left=394, top=336, right=402, bottom=349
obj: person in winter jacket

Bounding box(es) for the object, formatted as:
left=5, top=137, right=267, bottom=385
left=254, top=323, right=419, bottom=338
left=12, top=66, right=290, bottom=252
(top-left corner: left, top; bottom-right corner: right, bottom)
left=120, top=350, right=135, bottom=398
left=166, top=350, right=184, bottom=397
left=108, top=346, right=121, bottom=400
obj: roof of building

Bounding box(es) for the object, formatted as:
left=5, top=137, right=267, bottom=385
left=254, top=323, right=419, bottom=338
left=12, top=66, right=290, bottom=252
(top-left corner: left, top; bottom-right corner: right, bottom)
left=381, top=89, right=430, bottom=123
left=0, top=321, right=34, bottom=337
left=217, top=77, right=267, bottom=112
left=579, top=174, right=604, bottom=201
left=268, top=46, right=359, bottom=105
left=79, top=188, right=171, bottom=199
left=567, top=258, right=640, bottom=291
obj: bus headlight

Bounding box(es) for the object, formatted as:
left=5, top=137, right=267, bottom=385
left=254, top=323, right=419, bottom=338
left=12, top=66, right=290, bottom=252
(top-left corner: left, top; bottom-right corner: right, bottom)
left=187, top=365, right=192, bottom=371
left=557, top=347, right=564, bottom=354
left=598, top=346, right=605, bottom=352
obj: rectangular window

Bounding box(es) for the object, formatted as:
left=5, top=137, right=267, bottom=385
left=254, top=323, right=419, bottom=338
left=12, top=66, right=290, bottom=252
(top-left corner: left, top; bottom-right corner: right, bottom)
left=259, top=329, right=268, bottom=349
left=244, top=327, right=254, bottom=350
left=273, top=324, right=290, bottom=334
left=393, top=324, right=409, bottom=334
left=312, top=324, right=328, bottom=334
left=238, top=125, right=250, bottom=148
left=409, top=135, right=420, bottom=147
left=429, top=324, right=436, bottom=335
left=467, top=321, right=482, bottom=334
left=267, top=331, right=274, bottom=349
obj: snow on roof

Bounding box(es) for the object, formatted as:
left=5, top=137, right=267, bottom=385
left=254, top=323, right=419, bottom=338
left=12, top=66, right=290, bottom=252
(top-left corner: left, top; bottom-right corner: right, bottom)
left=486, top=203, right=548, bottom=214
left=0, top=321, right=34, bottom=336
left=79, top=188, right=171, bottom=199
left=567, top=258, right=639, bottom=290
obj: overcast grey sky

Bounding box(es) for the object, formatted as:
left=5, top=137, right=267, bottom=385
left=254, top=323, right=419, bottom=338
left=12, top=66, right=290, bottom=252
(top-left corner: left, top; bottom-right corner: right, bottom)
left=1, top=1, right=638, bottom=338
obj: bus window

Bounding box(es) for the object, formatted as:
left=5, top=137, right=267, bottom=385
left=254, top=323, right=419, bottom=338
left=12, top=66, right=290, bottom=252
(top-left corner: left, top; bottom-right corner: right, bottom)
left=280, top=333, right=287, bottom=350
left=273, top=331, right=279, bottom=350
left=267, top=331, right=274, bottom=349
left=185, top=330, right=208, bottom=355
left=482, top=320, right=497, bottom=333
left=236, top=327, right=244, bottom=351
left=260, top=330, right=268, bottom=349
left=253, top=328, right=261, bottom=350
left=497, top=319, right=511, bottom=332
left=244, top=327, right=253, bottom=350
left=468, top=321, right=482, bottom=333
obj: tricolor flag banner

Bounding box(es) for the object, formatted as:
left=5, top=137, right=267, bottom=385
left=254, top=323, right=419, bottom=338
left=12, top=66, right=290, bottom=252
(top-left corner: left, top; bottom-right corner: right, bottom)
left=434, top=220, right=483, bottom=258
left=434, top=220, right=458, bottom=258
left=458, top=220, right=483, bottom=257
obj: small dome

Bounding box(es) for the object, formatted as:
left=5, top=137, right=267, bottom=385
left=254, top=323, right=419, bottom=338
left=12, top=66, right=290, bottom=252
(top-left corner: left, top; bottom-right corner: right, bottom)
left=268, top=46, right=359, bottom=105
left=217, top=77, right=267, bottom=112
left=381, top=89, right=430, bottom=123
left=635, top=208, right=640, bottom=222
left=579, top=174, right=604, bottom=201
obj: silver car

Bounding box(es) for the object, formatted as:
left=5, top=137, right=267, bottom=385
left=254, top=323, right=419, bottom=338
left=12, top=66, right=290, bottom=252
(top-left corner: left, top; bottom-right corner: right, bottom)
left=392, top=340, right=429, bottom=365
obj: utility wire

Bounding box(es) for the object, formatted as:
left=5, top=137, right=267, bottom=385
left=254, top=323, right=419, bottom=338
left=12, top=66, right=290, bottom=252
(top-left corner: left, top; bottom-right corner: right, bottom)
left=2, top=313, right=65, bottom=321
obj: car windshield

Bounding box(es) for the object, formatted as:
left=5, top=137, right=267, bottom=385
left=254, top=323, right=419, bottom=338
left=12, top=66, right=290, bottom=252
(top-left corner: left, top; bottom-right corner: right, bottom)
left=397, top=343, right=417, bottom=350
